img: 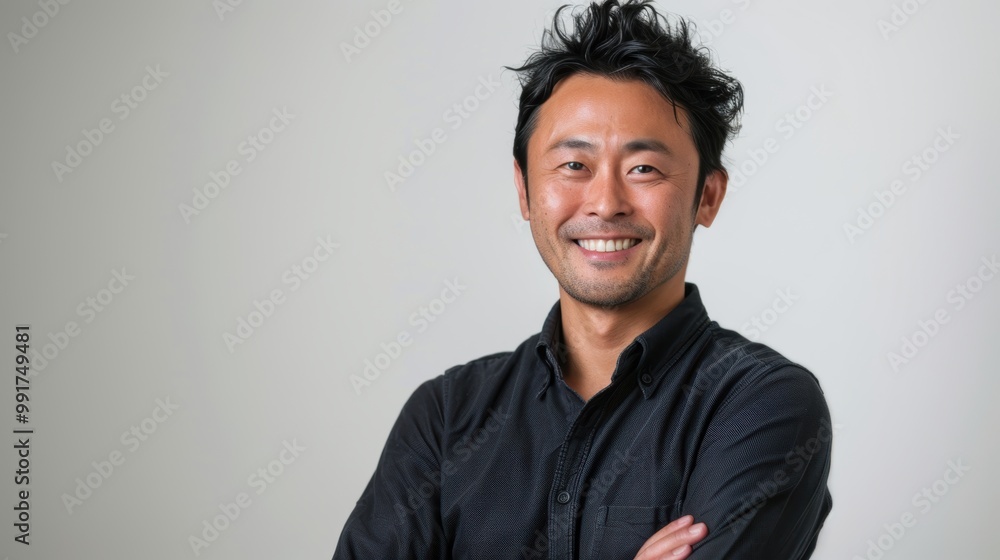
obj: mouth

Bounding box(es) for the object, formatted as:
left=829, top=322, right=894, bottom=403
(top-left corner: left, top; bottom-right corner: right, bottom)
left=573, top=238, right=642, bottom=253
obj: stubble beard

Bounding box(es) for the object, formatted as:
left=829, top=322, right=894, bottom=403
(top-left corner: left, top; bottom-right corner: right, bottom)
left=546, top=234, right=691, bottom=310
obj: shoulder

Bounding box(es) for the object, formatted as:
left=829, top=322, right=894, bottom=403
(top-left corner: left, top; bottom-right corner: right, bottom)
left=691, top=324, right=833, bottom=468
left=692, top=322, right=827, bottom=414
left=439, top=330, right=542, bottom=392
left=442, top=349, right=519, bottom=382
left=407, top=335, right=539, bottom=428
left=401, top=343, right=527, bottom=415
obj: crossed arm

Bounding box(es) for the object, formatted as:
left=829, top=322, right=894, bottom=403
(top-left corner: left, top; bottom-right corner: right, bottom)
left=333, top=366, right=832, bottom=559
left=635, top=365, right=833, bottom=559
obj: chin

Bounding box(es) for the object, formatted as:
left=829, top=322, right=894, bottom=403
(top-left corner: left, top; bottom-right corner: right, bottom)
left=561, top=282, right=649, bottom=309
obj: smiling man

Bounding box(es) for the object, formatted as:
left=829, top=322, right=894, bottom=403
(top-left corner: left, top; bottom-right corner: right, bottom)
left=332, top=1, right=832, bottom=559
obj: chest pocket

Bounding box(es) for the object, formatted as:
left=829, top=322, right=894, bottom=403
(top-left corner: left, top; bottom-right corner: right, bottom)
left=588, top=505, right=676, bottom=559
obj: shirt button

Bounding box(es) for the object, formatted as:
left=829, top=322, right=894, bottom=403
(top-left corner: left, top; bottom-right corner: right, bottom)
left=640, top=373, right=653, bottom=384
left=556, top=491, right=571, bottom=504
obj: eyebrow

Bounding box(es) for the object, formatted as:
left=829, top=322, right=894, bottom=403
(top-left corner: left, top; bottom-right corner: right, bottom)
left=545, top=137, right=673, bottom=157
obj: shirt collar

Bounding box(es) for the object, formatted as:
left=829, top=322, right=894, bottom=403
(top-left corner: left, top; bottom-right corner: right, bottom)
left=534, top=282, right=711, bottom=399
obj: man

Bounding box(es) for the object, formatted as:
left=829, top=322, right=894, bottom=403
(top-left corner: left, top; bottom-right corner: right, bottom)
left=333, top=1, right=832, bottom=558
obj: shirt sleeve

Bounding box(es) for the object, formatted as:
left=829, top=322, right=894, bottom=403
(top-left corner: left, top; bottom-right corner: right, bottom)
left=332, top=376, right=450, bottom=560
left=682, top=365, right=833, bottom=559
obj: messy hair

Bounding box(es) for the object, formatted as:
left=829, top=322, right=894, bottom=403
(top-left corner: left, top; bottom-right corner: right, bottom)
left=506, top=0, right=744, bottom=210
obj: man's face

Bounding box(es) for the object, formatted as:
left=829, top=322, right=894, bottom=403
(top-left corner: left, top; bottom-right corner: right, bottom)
left=514, top=73, right=725, bottom=309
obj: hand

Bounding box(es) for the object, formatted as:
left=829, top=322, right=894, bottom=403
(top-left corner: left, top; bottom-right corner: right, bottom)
left=632, top=515, right=707, bottom=559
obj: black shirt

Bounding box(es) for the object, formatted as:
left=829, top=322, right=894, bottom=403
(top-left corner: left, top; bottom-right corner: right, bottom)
left=333, top=282, right=833, bottom=559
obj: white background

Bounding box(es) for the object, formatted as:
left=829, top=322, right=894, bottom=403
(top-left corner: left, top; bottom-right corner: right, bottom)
left=1, top=0, right=998, bottom=558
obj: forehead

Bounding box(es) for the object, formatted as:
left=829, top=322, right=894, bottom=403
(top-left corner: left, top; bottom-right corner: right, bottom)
left=529, top=73, right=694, bottom=154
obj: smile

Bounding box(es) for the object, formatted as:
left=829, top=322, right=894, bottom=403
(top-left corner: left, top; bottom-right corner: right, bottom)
left=574, top=238, right=641, bottom=253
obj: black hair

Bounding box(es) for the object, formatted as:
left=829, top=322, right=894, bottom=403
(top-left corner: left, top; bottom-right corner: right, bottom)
left=505, top=0, right=744, bottom=212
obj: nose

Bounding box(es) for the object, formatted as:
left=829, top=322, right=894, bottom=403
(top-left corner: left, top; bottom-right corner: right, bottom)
left=582, top=168, right=633, bottom=220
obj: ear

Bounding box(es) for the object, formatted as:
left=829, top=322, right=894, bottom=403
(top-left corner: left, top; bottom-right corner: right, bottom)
left=514, top=158, right=530, bottom=220
left=694, top=168, right=727, bottom=228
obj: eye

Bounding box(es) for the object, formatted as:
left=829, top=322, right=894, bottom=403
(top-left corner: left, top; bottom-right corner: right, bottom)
left=631, top=164, right=657, bottom=174
left=563, top=161, right=586, bottom=171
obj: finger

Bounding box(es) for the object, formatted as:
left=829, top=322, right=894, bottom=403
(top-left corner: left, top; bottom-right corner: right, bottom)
left=634, top=515, right=692, bottom=557
left=667, top=544, right=692, bottom=559
left=634, top=521, right=707, bottom=560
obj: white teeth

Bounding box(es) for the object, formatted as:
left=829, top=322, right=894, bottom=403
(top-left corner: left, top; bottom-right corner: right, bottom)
left=576, top=238, right=639, bottom=252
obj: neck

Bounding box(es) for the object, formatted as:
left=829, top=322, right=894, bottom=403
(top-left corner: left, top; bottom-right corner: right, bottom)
left=557, top=276, right=686, bottom=401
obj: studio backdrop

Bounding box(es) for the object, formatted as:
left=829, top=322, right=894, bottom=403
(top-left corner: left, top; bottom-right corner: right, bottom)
left=1, top=0, right=997, bottom=558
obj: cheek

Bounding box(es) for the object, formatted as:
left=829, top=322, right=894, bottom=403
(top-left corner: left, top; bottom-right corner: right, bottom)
left=534, top=188, right=577, bottom=221
left=644, top=196, right=691, bottom=240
